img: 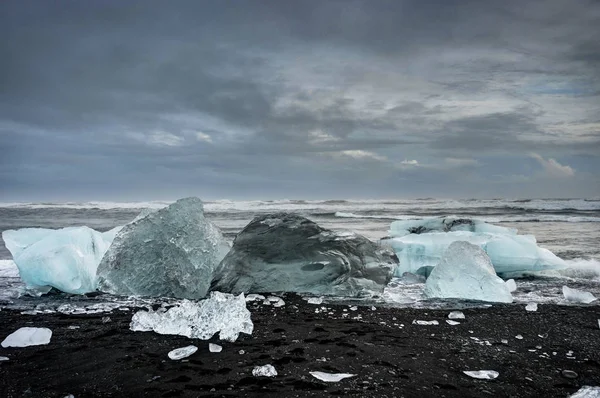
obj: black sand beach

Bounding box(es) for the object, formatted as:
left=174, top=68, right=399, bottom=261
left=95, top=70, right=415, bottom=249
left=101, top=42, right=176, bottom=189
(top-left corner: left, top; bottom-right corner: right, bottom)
left=1, top=295, right=599, bottom=397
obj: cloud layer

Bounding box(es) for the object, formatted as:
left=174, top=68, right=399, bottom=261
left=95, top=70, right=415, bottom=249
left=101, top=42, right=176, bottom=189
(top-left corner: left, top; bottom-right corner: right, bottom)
left=1, top=0, right=599, bottom=200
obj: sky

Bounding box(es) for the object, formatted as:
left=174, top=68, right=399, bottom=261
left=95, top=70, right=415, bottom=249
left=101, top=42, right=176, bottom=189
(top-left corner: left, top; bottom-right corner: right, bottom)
left=1, top=0, right=599, bottom=201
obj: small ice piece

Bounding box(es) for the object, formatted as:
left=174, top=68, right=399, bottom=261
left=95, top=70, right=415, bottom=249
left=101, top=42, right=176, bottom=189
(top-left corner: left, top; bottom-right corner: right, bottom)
left=1, top=327, right=52, bottom=347
left=463, top=370, right=499, bottom=380
left=448, top=311, right=465, bottom=319
left=505, top=279, right=517, bottom=292
left=245, top=294, right=266, bottom=302
left=525, top=303, right=538, bottom=312
left=67, top=325, right=80, bottom=330
left=350, top=306, right=358, bottom=311
left=252, top=364, right=277, bottom=377
left=562, top=286, right=597, bottom=304
left=569, top=386, right=600, bottom=398
left=268, top=296, right=285, bottom=307
left=130, top=292, right=253, bottom=342
left=101, top=316, right=111, bottom=323
left=515, top=334, right=523, bottom=340
left=307, top=297, right=324, bottom=305
left=598, top=320, right=600, bottom=329
left=209, top=343, right=222, bottom=353
left=412, top=320, right=439, bottom=325
left=446, top=320, right=460, bottom=326
left=239, top=349, right=245, bottom=355
left=168, top=345, right=198, bottom=360
left=423, top=242, right=513, bottom=303
left=0, top=356, right=9, bottom=361
left=309, top=371, right=356, bottom=382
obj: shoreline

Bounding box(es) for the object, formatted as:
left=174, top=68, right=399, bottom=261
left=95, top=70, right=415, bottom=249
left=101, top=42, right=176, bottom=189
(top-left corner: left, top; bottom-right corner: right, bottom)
left=1, top=295, right=599, bottom=397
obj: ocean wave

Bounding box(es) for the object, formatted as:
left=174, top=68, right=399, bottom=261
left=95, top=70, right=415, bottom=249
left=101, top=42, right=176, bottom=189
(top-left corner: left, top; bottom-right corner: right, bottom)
left=0, top=260, right=19, bottom=278
left=560, top=258, right=600, bottom=281
left=333, top=212, right=599, bottom=223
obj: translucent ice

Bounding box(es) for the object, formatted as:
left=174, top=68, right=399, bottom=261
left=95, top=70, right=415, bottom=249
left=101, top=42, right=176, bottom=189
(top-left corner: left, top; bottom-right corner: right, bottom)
left=252, top=364, right=277, bottom=377
left=424, top=241, right=513, bottom=303
left=412, top=320, right=439, bottom=325
left=2, top=226, right=119, bottom=294
left=212, top=213, right=398, bottom=297
left=168, top=345, right=198, bottom=360
left=448, top=311, right=465, bottom=319
left=2, top=327, right=52, bottom=347
left=0, top=356, right=8, bottom=361
left=130, top=292, right=253, bottom=342
left=525, top=303, right=538, bottom=311
left=569, top=386, right=600, bottom=398
left=209, top=343, right=222, bottom=353
left=463, top=370, right=499, bottom=380
left=98, top=197, right=230, bottom=299
left=446, top=320, right=460, bottom=325
left=310, top=371, right=356, bottom=382
left=385, top=217, right=565, bottom=276
left=306, top=297, right=324, bottom=305
left=562, top=286, right=597, bottom=304
left=505, top=279, right=517, bottom=292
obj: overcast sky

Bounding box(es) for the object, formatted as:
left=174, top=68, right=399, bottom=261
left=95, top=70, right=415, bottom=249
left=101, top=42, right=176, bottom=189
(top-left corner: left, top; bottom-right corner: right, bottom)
left=1, top=0, right=599, bottom=201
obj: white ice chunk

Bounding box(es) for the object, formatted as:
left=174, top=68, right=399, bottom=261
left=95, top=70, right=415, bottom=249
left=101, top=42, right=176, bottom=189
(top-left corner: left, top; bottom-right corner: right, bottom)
left=525, top=303, right=538, bottom=312
left=309, top=371, right=356, bottom=382
left=412, top=320, right=439, bottom=325
left=245, top=294, right=266, bottom=302
left=306, top=297, right=324, bottom=305
left=515, top=334, right=523, bottom=339
left=209, top=343, right=222, bottom=353
left=252, top=364, right=277, bottom=377
left=569, top=386, right=600, bottom=398
left=130, top=292, right=253, bottom=342
left=562, top=286, right=597, bottom=304
left=268, top=296, right=285, bottom=307
left=386, top=217, right=565, bottom=277
left=448, top=311, right=465, bottom=319
left=505, top=279, right=517, bottom=292
left=168, top=345, right=198, bottom=360
left=424, top=241, right=513, bottom=303
left=446, top=320, right=460, bottom=325
left=0, top=356, right=9, bottom=361
left=2, top=226, right=119, bottom=294
left=2, top=327, right=52, bottom=347
left=463, top=370, right=499, bottom=380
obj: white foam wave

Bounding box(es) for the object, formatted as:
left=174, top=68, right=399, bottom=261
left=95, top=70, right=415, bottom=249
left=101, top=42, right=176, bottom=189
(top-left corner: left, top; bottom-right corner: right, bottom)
left=0, top=260, right=19, bottom=278
left=560, top=258, right=600, bottom=281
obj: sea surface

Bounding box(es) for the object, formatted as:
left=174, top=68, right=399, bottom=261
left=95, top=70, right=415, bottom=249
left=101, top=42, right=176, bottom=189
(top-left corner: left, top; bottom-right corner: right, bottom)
left=0, top=198, right=599, bottom=309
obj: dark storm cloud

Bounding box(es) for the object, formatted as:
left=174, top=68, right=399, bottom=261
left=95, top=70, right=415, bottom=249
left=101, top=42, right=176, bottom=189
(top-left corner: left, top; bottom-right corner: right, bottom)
left=1, top=0, right=599, bottom=200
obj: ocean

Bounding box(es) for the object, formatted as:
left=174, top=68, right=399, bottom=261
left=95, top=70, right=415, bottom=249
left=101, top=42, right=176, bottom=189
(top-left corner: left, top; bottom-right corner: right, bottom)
left=1, top=198, right=599, bottom=308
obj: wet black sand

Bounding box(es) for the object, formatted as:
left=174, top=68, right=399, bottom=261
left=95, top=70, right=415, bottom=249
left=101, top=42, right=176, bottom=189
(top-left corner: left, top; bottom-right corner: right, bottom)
left=1, top=295, right=599, bottom=397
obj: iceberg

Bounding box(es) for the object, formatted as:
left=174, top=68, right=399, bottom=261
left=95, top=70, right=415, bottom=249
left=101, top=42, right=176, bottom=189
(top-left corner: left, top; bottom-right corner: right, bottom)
left=130, top=291, right=253, bottom=342
left=211, top=213, right=398, bottom=296
left=2, top=226, right=119, bottom=294
left=385, top=217, right=566, bottom=276
left=98, top=197, right=230, bottom=299
left=2, top=327, right=52, bottom=348
left=562, top=286, right=597, bottom=304
left=423, top=241, right=513, bottom=303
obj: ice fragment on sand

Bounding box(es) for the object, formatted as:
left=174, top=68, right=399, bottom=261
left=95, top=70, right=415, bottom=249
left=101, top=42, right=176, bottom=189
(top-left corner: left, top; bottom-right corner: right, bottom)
left=448, top=311, right=465, bottom=319
left=463, top=370, right=499, bottom=380
left=267, top=296, right=285, bottom=307
left=446, top=320, right=460, bottom=325
left=569, top=386, right=600, bottom=398
left=168, top=345, right=198, bottom=360
left=0, top=356, right=8, bottom=361
left=412, top=320, right=439, bottom=325
left=310, top=371, right=356, bottom=382
left=2, top=226, right=119, bottom=294
left=209, top=343, right=222, bottom=353
left=562, top=286, right=597, bottom=304
left=1, top=327, right=52, bottom=347
left=98, top=197, right=230, bottom=299
left=505, top=279, right=517, bottom=292
left=252, top=364, right=277, bottom=377
left=423, top=241, right=513, bottom=303
left=211, top=213, right=398, bottom=296
left=515, top=334, right=523, bottom=339
left=306, top=297, right=324, bottom=305
left=525, top=303, right=538, bottom=312
left=245, top=294, right=265, bottom=302
left=130, top=292, right=253, bottom=342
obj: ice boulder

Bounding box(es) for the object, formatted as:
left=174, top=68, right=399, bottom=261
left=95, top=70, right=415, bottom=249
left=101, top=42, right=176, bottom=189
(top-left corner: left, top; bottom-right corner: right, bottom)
left=211, top=213, right=398, bottom=296
left=562, top=286, right=597, bottom=304
left=130, top=291, right=253, bottom=342
left=424, top=241, right=513, bottom=303
left=385, top=217, right=566, bottom=277
left=97, top=197, right=230, bottom=299
left=2, top=226, right=120, bottom=294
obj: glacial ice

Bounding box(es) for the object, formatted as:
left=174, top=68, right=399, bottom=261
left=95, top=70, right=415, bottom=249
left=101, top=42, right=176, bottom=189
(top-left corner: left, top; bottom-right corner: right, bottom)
left=446, top=320, right=460, bottom=325
left=423, top=241, right=513, bottom=303
left=412, top=320, right=439, bottom=325
left=448, top=311, right=465, bottom=319
left=2, top=226, right=119, bottom=294
left=98, top=197, right=230, bottom=299
left=505, top=279, right=517, bottom=292
left=1, top=327, right=52, bottom=348
left=310, top=371, right=356, bottom=382
left=562, top=286, right=597, bottom=304
left=209, top=343, right=222, bottom=353
left=386, top=217, right=565, bottom=276
left=168, top=345, right=198, bottom=360
left=130, top=292, right=253, bottom=342
left=463, top=370, right=499, bottom=380
left=525, top=303, right=538, bottom=311
left=569, top=386, right=600, bottom=398
left=0, top=356, right=8, bottom=361
left=211, top=213, right=398, bottom=296
left=252, top=364, right=277, bottom=377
